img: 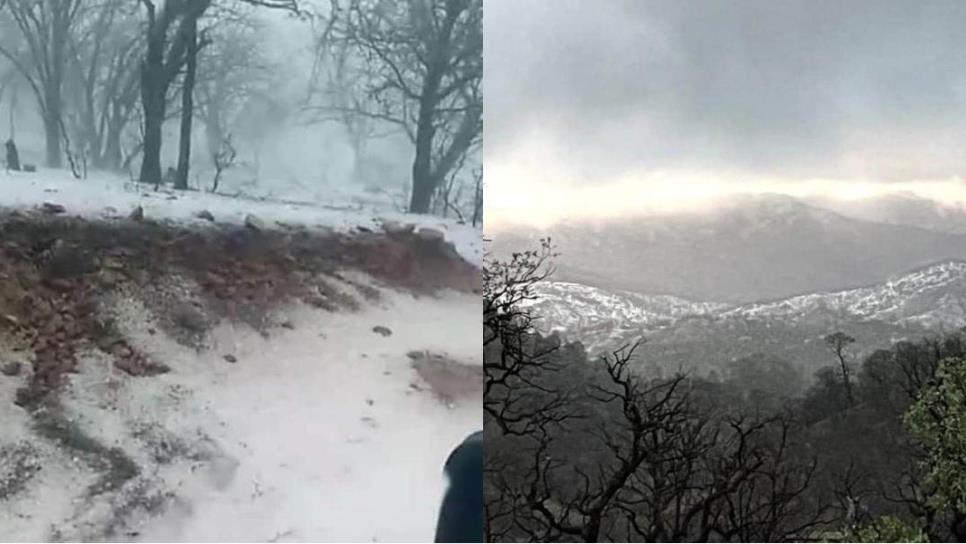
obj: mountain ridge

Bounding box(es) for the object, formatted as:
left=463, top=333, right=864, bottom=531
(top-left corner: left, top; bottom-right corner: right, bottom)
left=530, top=259, right=966, bottom=362
left=492, top=194, right=966, bottom=303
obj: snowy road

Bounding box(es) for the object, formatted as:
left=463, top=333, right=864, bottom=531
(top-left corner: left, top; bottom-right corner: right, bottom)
left=0, top=289, right=480, bottom=542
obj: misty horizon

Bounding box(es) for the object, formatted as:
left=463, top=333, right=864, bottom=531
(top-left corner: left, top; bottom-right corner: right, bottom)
left=485, top=0, right=966, bottom=227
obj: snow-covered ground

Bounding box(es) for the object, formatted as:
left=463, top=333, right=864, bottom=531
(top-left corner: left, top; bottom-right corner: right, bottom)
left=0, top=169, right=482, bottom=268
left=0, top=167, right=483, bottom=542
left=1, top=289, right=480, bottom=542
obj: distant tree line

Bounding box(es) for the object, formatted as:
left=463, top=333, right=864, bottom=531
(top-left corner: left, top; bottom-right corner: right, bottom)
left=484, top=240, right=966, bottom=542
left=0, top=0, right=297, bottom=184
left=0, top=0, right=482, bottom=217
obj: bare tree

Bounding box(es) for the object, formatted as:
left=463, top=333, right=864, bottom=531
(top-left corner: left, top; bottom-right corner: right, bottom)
left=486, top=343, right=834, bottom=542
left=484, top=238, right=577, bottom=437
left=65, top=0, right=143, bottom=171
left=307, top=14, right=382, bottom=185
left=0, top=0, right=84, bottom=168
left=136, top=0, right=299, bottom=186
left=825, top=332, right=856, bottom=407
left=483, top=241, right=838, bottom=542
left=196, top=7, right=271, bottom=173
left=320, top=0, right=482, bottom=214
left=137, top=0, right=207, bottom=186
left=210, top=133, right=237, bottom=192
left=173, top=12, right=202, bottom=190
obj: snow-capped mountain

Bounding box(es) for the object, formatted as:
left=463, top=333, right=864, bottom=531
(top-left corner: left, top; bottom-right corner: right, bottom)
left=529, top=261, right=966, bottom=369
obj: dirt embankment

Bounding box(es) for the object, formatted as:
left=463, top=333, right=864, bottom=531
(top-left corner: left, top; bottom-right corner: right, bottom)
left=0, top=210, right=481, bottom=410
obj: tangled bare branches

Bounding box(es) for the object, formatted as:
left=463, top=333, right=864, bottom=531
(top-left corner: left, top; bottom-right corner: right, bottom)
left=483, top=238, right=574, bottom=436
left=483, top=240, right=836, bottom=542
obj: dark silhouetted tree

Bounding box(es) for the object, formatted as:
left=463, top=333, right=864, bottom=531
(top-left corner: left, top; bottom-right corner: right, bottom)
left=320, top=0, right=482, bottom=214
left=825, top=332, right=856, bottom=406
left=136, top=0, right=299, bottom=186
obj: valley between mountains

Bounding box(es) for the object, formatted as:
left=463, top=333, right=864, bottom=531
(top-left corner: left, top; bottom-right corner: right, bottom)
left=495, top=194, right=966, bottom=382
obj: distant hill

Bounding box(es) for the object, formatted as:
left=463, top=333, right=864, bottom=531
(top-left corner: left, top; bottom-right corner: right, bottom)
left=492, top=194, right=966, bottom=303
left=527, top=260, right=966, bottom=376
left=805, top=193, right=966, bottom=235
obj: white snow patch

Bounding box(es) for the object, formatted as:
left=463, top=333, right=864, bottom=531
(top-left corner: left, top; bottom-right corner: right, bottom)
left=0, top=169, right=482, bottom=268
left=0, top=290, right=480, bottom=542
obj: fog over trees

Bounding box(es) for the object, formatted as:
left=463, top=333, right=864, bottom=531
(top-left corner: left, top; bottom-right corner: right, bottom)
left=0, top=0, right=482, bottom=220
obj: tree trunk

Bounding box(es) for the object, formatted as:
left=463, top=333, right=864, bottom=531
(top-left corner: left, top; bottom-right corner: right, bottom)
left=42, top=108, right=62, bottom=168
left=8, top=83, right=17, bottom=140
left=175, top=17, right=198, bottom=191
left=408, top=35, right=450, bottom=214
left=140, top=86, right=165, bottom=184
left=835, top=349, right=854, bottom=406
left=203, top=110, right=223, bottom=165
left=42, top=73, right=63, bottom=169
left=45, top=4, right=68, bottom=169
left=139, top=22, right=166, bottom=185
left=98, top=122, right=123, bottom=171
left=409, top=95, right=439, bottom=214
left=41, top=59, right=64, bottom=168
left=410, top=141, right=434, bottom=213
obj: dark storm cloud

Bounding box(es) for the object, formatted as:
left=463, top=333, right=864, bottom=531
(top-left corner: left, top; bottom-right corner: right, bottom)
left=485, top=0, right=966, bottom=181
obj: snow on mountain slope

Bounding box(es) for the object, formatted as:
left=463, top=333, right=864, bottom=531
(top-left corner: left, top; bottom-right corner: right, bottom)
left=530, top=261, right=966, bottom=354
left=525, top=283, right=726, bottom=354
left=529, top=282, right=727, bottom=330
left=726, top=260, right=966, bottom=326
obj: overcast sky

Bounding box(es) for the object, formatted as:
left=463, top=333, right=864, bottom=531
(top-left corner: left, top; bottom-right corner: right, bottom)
left=485, top=0, right=966, bottom=227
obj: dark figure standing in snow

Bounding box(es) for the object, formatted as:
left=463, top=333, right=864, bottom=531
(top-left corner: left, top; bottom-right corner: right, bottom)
left=5, top=139, right=20, bottom=171
left=435, top=430, right=483, bottom=543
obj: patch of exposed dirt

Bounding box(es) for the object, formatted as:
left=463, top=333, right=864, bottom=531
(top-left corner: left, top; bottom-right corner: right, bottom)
left=0, top=211, right=480, bottom=407
left=407, top=350, right=483, bottom=407
left=352, top=231, right=482, bottom=294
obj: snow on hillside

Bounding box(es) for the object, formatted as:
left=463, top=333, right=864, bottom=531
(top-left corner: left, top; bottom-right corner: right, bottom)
left=0, top=169, right=482, bottom=268
left=524, top=282, right=728, bottom=353
left=529, top=281, right=728, bottom=331
left=531, top=261, right=966, bottom=349
left=0, top=288, right=480, bottom=542
left=727, top=260, right=966, bottom=324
